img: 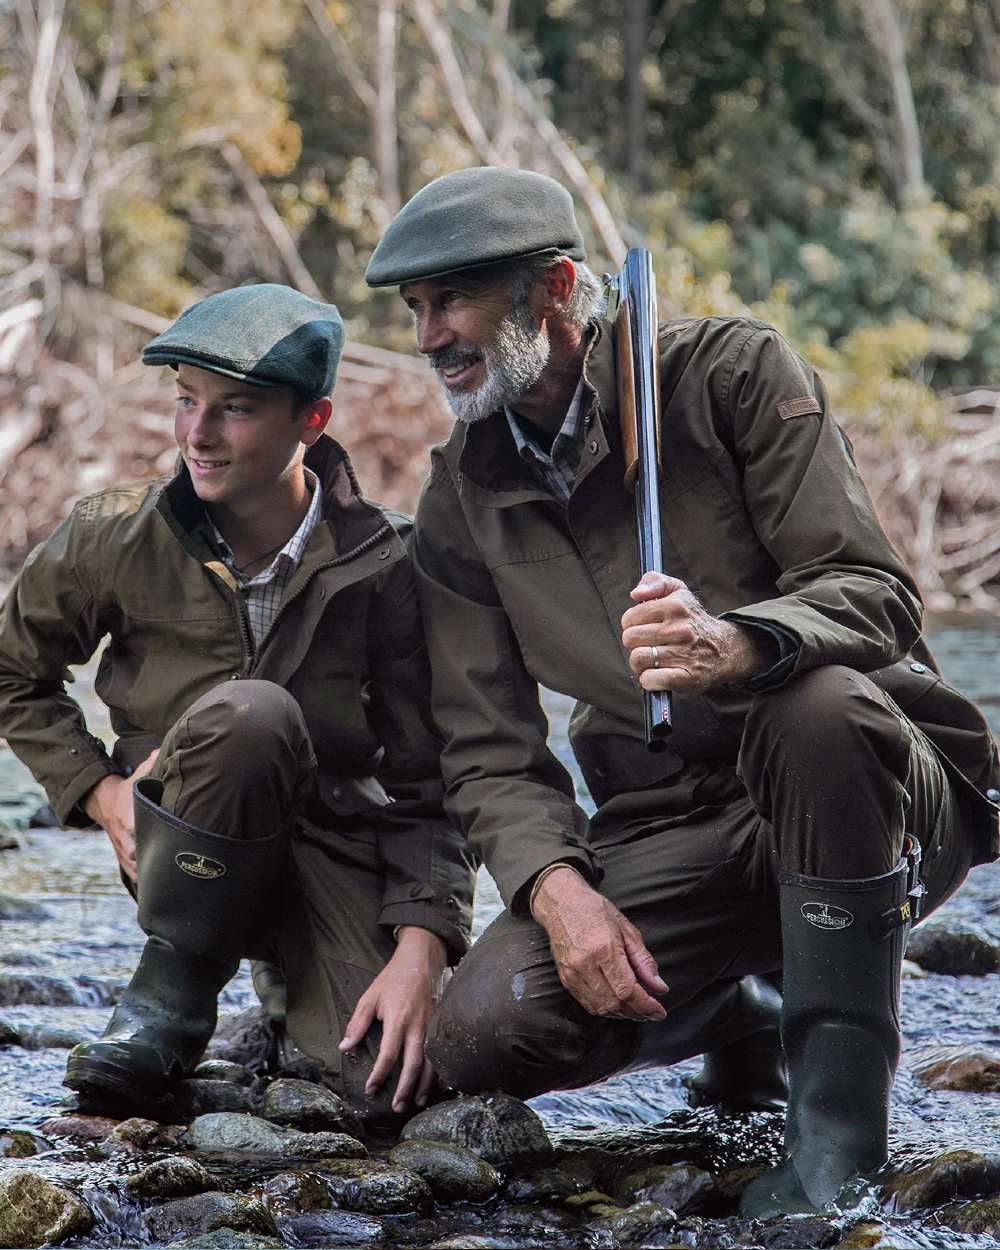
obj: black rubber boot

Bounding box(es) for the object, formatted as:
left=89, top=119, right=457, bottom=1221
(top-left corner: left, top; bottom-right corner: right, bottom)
left=65, top=779, right=285, bottom=1112
left=686, top=976, right=787, bottom=1113
left=626, top=975, right=787, bottom=1113
left=740, top=845, right=923, bottom=1218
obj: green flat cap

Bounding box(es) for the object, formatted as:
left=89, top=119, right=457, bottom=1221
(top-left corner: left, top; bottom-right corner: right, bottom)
left=143, top=283, right=344, bottom=397
left=365, top=166, right=586, bottom=287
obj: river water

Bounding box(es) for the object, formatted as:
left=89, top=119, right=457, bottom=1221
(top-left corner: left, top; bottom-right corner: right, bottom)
left=1, top=622, right=998, bottom=1247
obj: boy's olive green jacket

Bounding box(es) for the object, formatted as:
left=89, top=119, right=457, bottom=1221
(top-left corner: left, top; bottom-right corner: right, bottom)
left=414, top=316, right=1000, bottom=911
left=0, top=434, right=473, bottom=958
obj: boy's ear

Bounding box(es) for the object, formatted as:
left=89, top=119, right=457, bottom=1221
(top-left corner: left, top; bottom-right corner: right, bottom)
left=301, top=397, right=333, bottom=444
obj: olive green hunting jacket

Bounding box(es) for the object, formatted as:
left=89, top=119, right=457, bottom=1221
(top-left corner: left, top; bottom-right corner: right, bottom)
left=0, top=434, right=474, bottom=958
left=413, top=316, right=1000, bottom=911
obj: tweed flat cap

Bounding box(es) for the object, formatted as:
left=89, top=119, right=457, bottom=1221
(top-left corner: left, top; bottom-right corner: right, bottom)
left=143, top=284, right=344, bottom=397
left=365, top=166, right=586, bottom=287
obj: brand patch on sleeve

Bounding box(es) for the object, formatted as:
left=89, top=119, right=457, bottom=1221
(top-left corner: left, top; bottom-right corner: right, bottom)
left=777, top=396, right=822, bottom=420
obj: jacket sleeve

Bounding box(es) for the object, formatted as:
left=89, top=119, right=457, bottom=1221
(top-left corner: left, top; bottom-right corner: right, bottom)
left=0, top=507, right=118, bottom=826
left=717, top=326, right=924, bottom=672
left=413, top=455, right=599, bottom=913
left=365, top=524, right=477, bottom=963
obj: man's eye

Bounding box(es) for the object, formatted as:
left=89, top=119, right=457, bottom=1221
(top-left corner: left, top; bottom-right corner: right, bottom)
left=226, top=404, right=251, bottom=415
left=175, top=396, right=194, bottom=408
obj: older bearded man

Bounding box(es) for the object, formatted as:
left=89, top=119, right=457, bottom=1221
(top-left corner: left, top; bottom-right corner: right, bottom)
left=366, top=167, right=1000, bottom=1217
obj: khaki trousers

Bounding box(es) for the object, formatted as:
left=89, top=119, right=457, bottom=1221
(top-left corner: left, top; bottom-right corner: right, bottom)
left=428, top=666, right=977, bottom=1097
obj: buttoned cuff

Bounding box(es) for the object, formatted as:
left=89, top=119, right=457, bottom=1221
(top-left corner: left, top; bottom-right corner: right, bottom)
left=55, top=756, right=122, bottom=829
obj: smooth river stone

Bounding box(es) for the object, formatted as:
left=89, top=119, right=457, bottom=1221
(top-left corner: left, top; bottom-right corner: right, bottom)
left=906, top=922, right=1000, bottom=975
left=935, top=1198, right=1000, bottom=1238
left=614, top=1161, right=718, bottom=1214
left=0, top=893, right=51, bottom=920
left=389, top=1138, right=503, bottom=1203
left=126, top=1155, right=214, bottom=1199
left=275, top=1210, right=385, bottom=1246
left=400, top=1092, right=554, bottom=1169
left=187, top=1111, right=366, bottom=1159
left=141, top=1192, right=275, bottom=1242
left=0, top=1171, right=93, bottom=1248
left=911, top=1044, right=1000, bottom=1092
left=885, top=1149, right=1000, bottom=1210
left=260, top=1076, right=361, bottom=1135
left=319, top=1158, right=433, bottom=1213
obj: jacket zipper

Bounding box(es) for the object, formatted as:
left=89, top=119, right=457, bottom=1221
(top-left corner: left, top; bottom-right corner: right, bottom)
left=248, top=521, right=396, bottom=669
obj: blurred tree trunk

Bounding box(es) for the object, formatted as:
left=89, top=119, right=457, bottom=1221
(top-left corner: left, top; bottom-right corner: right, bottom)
left=375, top=0, right=400, bottom=214
left=857, top=0, right=924, bottom=199
left=624, top=0, right=647, bottom=186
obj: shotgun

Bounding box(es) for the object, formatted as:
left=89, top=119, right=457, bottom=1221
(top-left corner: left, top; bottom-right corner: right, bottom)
left=607, top=248, right=673, bottom=750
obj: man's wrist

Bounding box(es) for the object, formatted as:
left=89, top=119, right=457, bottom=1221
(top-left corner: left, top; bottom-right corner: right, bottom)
left=529, top=863, right=587, bottom=922
left=82, top=772, right=125, bottom=826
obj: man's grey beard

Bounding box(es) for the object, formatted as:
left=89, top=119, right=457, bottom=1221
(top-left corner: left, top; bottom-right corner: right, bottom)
left=430, top=298, right=551, bottom=425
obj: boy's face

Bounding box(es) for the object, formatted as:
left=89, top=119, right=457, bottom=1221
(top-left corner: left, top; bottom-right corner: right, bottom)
left=173, top=365, right=328, bottom=511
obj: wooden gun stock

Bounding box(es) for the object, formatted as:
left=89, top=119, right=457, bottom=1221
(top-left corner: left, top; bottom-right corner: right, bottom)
left=610, top=249, right=672, bottom=749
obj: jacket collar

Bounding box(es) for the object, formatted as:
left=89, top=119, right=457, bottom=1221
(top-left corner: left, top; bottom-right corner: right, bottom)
left=155, top=433, right=393, bottom=563
left=453, top=319, right=621, bottom=500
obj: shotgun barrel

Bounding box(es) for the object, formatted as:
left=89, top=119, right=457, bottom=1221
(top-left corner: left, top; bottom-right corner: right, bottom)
left=609, top=248, right=673, bottom=749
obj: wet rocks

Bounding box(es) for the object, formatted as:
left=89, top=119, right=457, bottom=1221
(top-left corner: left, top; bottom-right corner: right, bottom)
left=142, top=1191, right=275, bottom=1243
left=205, top=1006, right=276, bottom=1072
left=320, top=1158, right=434, bottom=1213
left=935, top=1197, right=1000, bottom=1237
left=171, top=1234, right=284, bottom=1250
left=261, top=1170, right=331, bottom=1215
left=911, top=1043, right=1000, bottom=1092
left=400, top=1093, right=554, bottom=1168
left=15, top=1022, right=88, bottom=1049
left=108, top=1116, right=188, bottom=1150
left=0, top=1171, right=93, bottom=1248
left=591, top=1200, right=678, bottom=1247
left=0, top=970, right=118, bottom=1006
left=275, top=1210, right=385, bottom=1246
left=886, top=1149, right=1000, bottom=1210
left=613, top=1161, right=718, bottom=1215
left=756, top=1216, right=841, bottom=1247
left=0, top=1017, right=18, bottom=1046
left=193, top=1059, right=255, bottom=1084
left=389, top=1138, right=503, bottom=1203
left=0, top=1130, right=44, bottom=1158
left=0, top=893, right=50, bottom=920
left=0, top=971, right=85, bottom=1005
left=906, top=922, right=1000, bottom=975
left=40, top=1113, right=118, bottom=1142
left=260, top=1076, right=362, bottom=1135
left=503, top=1162, right=589, bottom=1203
left=174, top=1077, right=257, bottom=1116
left=187, top=1111, right=366, bottom=1159
left=126, top=1155, right=215, bottom=1200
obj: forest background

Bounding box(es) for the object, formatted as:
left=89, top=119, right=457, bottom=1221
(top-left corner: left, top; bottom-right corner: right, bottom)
left=0, top=0, right=997, bottom=611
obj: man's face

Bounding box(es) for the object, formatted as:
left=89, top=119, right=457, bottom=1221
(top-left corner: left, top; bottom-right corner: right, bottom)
left=173, top=365, right=318, bottom=510
left=401, top=272, right=551, bottom=423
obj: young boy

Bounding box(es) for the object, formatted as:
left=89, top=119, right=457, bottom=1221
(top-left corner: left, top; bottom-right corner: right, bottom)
left=0, top=284, right=473, bottom=1126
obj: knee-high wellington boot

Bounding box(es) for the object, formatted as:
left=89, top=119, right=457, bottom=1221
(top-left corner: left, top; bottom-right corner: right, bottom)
left=740, top=843, right=924, bottom=1218
left=65, top=778, right=285, bottom=1111
left=628, top=975, right=788, bottom=1113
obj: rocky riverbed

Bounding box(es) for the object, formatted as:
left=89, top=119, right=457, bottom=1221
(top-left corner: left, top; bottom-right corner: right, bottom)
left=1, top=624, right=998, bottom=1248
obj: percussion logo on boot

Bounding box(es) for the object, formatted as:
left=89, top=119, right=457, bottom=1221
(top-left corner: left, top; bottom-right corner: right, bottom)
left=175, top=852, right=227, bottom=880
left=801, top=902, right=854, bottom=930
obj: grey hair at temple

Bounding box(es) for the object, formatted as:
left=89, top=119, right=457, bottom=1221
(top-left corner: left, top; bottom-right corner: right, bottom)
left=510, top=254, right=608, bottom=329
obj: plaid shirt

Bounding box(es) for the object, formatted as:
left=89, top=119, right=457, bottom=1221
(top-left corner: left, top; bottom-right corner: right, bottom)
left=211, top=468, right=323, bottom=646
left=505, top=378, right=587, bottom=505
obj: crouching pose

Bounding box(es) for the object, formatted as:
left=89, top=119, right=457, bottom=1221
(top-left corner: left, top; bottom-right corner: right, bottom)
left=365, top=168, right=1000, bottom=1213
left=0, top=284, right=474, bottom=1126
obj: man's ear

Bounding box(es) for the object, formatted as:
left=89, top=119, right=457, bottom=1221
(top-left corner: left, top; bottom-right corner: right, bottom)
left=301, top=397, right=333, bottom=445
left=539, top=257, right=577, bottom=318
